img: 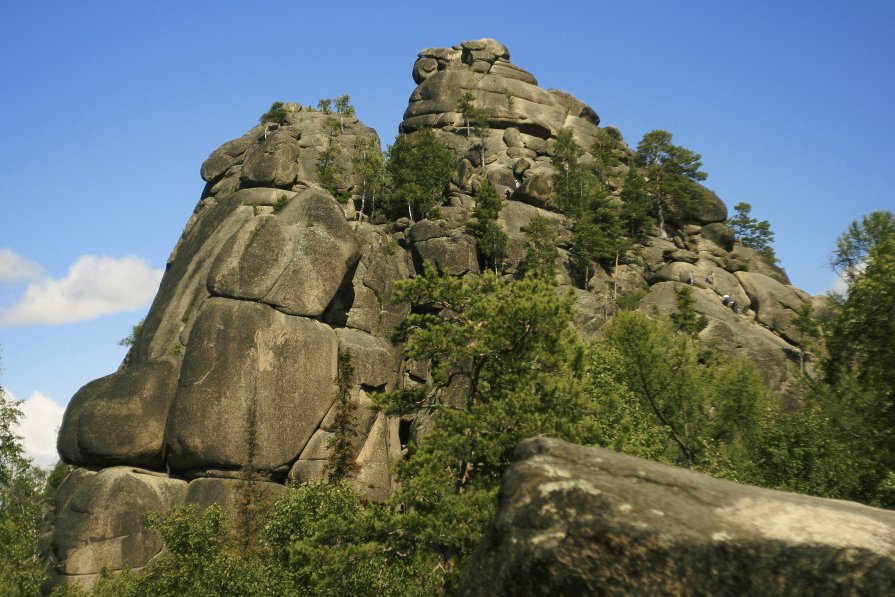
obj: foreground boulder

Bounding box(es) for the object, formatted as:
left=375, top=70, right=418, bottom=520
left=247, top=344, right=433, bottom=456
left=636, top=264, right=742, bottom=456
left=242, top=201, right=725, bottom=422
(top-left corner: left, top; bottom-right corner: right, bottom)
left=459, top=437, right=895, bottom=596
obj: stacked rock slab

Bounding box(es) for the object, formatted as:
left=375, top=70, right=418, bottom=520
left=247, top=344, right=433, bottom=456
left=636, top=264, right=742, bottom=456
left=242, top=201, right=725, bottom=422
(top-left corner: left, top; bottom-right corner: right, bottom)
left=50, top=39, right=822, bottom=590
left=49, top=107, right=408, bottom=590
left=459, top=437, right=895, bottom=595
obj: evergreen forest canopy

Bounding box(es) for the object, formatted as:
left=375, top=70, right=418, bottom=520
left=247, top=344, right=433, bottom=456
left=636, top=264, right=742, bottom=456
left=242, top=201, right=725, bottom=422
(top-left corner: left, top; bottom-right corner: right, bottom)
left=4, top=90, right=894, bottom=595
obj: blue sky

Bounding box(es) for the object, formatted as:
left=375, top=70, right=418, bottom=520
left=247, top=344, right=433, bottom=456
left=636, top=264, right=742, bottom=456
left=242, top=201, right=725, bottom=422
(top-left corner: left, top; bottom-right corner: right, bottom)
left=1, top=1, right=892, bottom=466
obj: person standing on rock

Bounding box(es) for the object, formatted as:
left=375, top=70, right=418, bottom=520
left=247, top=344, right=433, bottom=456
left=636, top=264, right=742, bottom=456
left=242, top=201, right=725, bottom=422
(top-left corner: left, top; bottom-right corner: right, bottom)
left=722, top=294, right=730, bottom=307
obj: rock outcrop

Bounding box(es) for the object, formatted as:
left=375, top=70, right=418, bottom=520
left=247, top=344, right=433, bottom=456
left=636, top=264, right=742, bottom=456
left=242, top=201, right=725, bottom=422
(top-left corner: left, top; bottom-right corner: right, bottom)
left=49, top=38, right=822, bottom=589
left=459, top=437, right=895, bottom=596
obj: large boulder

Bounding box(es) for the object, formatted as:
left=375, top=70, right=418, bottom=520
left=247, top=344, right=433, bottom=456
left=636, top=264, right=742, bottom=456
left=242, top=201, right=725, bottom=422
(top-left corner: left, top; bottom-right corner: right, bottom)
left=208, top=187, right=361, bottom=317
left=735, top=271, right=808, bottom=343
left=164, top=298, right=339, bottom=473
left=49, top=467, right=187, bottom=590
left=58, top=358, right=179, bottom=469
left=460, top=437, right=895, bottom=596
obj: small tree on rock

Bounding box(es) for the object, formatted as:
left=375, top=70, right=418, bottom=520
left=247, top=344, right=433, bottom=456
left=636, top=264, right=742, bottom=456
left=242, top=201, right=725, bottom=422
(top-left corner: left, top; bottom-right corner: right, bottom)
left=728, top=201, right=777, bottom=261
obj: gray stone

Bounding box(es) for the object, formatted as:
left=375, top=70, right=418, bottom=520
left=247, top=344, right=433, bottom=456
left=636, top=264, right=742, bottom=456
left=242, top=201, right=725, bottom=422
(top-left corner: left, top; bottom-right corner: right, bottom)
left=58, top=358, right=179, bottom=469
left=459, top=437, right=895, bottom=596
left=208, top=187, right=361, bottom=317
left=730, top=244, right=791, bottom=285
left=701, top=222, right=735, bottom=251
left=165, top=298, right=338, bottom=472
left=201, top=129, right=257, bottom=183
left=50, top=467, right=186, bottom=579
left=735, top=271, right=806, bottom=343
left=692, top=187, right=729, bottom=224
left=184, top=477, right=287, bottom=524
left=349, top=413, right=401, bottom=502
left=240, top=129, right=301, bottom=188
left=336, top=328, right=400, bottom=389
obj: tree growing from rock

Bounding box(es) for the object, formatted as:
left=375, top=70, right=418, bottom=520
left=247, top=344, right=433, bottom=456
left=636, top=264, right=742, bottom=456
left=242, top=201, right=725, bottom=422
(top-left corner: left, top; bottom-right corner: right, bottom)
left=635, top=130, right=708, bottom=234
left=552, top=129, right=600, bottom=218
left=466, top=181, right=508, bottom=273
left=793, top=302, right=819, bottom=375
left=518, top=215, right=559, bottom=280
left=259, top=101, right=289, bottom=139
left=327, top=350, right=358, bottom=481
left=670, top=285, right=708, bottom=337
left=384, top=129, right=456, bottom=222
left=619, top=167, right=654, bottom=237
left=333, top=94, right=356, bottom=133
left=376, top=264, right=601, bottom=588
left=351, top=136, right=386, bottom=219
left=728, top=201, right=777, bottom=261
left=317, top=116, right=343, bottom=198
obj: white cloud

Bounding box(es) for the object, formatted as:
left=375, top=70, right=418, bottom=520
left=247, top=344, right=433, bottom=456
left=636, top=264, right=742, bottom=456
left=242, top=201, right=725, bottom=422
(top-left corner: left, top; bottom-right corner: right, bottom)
left=0, top=255, right=163, bottom=328
left=829, top=272, right=849, bottom=296
left=7, top=390, right=66, bottom=469
left=0, top=248, right=44, bottom=283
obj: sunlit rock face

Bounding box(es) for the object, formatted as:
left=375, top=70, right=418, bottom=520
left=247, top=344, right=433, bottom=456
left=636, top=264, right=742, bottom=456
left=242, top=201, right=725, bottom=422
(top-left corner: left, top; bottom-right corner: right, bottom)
left=50, top=38, right=817, bottom=589
left=459, top=437, right=895, bottom=596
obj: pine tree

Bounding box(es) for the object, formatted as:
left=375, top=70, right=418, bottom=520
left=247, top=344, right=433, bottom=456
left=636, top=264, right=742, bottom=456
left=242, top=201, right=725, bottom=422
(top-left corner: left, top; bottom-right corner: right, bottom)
left=728, top=201, right=777, bottom=261
left=384, top=129, right=456, bottom=222
left=635, top=130, right=708, bottom=234
left=466, top=182, right=508, bottom=273
left=552, top=129, right=599, bottom=217
left=376, top=264, right=600, bottom=587
left=518, top=215, right=559, bottom=280
left=670, top=285, right=708, bottom=337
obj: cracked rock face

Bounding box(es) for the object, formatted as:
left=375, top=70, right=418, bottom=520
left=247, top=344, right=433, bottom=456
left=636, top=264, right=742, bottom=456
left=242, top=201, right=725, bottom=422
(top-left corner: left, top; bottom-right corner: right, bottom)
left=51, top=105, right=405, bottom=590
left=50, top=38, right=823, bottom=590
left=459, top=437, right=895, bottom=596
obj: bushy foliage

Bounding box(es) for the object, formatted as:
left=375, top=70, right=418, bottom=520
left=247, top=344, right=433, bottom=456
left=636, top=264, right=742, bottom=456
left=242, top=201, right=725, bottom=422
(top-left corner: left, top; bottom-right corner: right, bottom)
left=466, top=182, right=508, bottom=273
left=1, top=380, right=47, bottom=596
left=728, top=201, right=777, bottom=261
left=377, top=264, right=601, bottom=588
left=259, top=101, right=288, bottom=126
left=384, top=129, right=456, bottom=221
left=635, top=129, right=708, bottom=231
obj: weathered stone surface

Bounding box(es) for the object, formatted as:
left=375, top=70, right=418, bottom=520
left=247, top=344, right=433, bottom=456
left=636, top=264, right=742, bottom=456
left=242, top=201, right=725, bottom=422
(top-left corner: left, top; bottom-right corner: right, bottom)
left=165, top=298, right=338, bottom=472
left=130, top=193, right=254, bottom=364
left=184, top=477, right=287, bottom=524
left=240, top=129, right=301, bottom=188
left=408, top=218, right=480, bottom=276
left=51, top=467, right=186, bottom=579
left=201, top=128, right=257, bottom=183
left=640, top=281, right=746, bottom=323
left=700, top=222, right=734, bottom=251
left=730, top=244, right=791, bottom=285
left=692, top=187, right=729, bottom=224
left=58, top=358, right=179, bottom=469
left=336, top=328, right=400, bottom=389
left=349, top=412, right=401, bottom=502
left=735, top=271, right=806, bottom=343
left=208, top=187, right=361, bottom=317
left=459, top=437, right=895, bottom=596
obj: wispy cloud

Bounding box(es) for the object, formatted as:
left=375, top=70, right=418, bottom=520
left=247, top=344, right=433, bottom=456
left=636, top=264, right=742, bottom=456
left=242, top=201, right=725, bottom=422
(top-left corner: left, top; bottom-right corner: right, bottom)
left=0, top=254, right=163, bottom=328
left=0, top=248, right=44, bottom=283
left=7, top=389, right=66, bottom=469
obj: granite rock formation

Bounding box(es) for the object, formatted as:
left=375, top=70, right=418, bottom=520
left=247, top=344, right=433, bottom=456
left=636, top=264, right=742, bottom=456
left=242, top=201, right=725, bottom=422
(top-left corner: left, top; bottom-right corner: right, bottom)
left=459, top=437, right=895, bottom=596
left=49, top=39, right=822, bottom=590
